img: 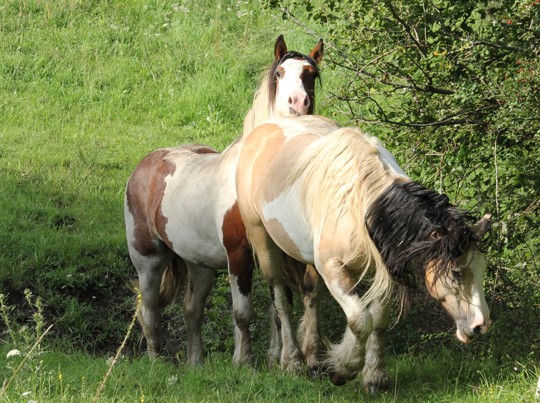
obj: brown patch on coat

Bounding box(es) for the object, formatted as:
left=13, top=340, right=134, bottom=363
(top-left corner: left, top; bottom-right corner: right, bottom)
left=222, top=202, right=253, bottom=295
left=126, top=149, right=175, bottom=256
left=126, top=145, right=218, bottom=257
left=188, top=144, right=217, bottom=154
left=301, top=65, right=319, bottom=114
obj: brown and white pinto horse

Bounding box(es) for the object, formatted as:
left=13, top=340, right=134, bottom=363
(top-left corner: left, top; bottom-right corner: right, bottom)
left=124, top=35, right=323, bottom=365
left=235, top=115, right=492, bottom=390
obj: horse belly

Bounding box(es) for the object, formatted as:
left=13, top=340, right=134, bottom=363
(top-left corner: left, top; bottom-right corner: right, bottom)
left=169, top=225, right=227, bottom=269
left=260, top=184, right=314, bottom=263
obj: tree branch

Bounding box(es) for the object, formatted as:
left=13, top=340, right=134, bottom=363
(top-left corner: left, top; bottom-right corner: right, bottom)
left=384, top=1, right=428, bottom=56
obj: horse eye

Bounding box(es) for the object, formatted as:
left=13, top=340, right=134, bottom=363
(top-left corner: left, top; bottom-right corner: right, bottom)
left=452, top=269, right=463, bottom=280
left=275, top=70, right=282, bottom=79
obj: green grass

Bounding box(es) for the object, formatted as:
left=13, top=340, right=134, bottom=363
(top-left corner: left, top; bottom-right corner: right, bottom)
left=1, top=347, right=538, bottom=402
left=0, top=0, right=328, bottom=349
left=1, top=0, right=538, bottom=401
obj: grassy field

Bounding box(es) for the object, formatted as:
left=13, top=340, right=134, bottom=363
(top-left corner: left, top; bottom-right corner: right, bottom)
left=0, top=0, right=333, bottom=350
left=1, top=344, right=538, bottom=402
left=1, top=0, right=539, bottom=401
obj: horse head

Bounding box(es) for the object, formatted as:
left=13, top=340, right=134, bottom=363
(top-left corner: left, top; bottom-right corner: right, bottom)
left=366, top=181, right=492, bottom=345
left=424, top=214, right=492, bottom=343
left=269, top=34, right=323, bottom=117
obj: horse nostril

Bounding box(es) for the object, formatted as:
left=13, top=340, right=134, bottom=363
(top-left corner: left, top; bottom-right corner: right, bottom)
left=303, top=97, right=309, bottom=106
left=473, top=325, right=483, bottom=335
left=288, top=96, right=293, bottom=105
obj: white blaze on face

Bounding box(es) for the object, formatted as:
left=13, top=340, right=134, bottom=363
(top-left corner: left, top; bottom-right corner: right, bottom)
left=460, top=249, right=491, bottom=340
left=426, top=247, right=491, bottom=344
left=274, top=59, right=312, bottom=118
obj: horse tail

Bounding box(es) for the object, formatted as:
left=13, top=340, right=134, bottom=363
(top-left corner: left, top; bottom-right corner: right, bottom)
left=158, top=257, right=187, bottom=309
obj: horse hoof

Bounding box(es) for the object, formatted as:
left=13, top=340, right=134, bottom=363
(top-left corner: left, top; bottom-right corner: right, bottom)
left=329, top=372, right=348, bottom=386
left=364, top=379, right=392, bottom=395
left=368, top=385, right=378, bottom=395
left=284, top=362, right=303, bottom=374
left=308, top=366, right=320, bottom=379
left=146, top=350, right=160, bottom=360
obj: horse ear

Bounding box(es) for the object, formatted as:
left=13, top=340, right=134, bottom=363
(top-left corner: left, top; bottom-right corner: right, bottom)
left=309, top=39, right=324, bottom=64
left=274, top=34, right=287, bottom=60
left=470, top=214, right=492, bottom=240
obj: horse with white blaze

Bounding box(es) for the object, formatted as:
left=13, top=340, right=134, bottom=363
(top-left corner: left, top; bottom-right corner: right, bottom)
left=124, top=35, right=323, bottom=366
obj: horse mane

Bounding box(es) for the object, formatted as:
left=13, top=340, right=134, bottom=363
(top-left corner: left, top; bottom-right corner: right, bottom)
left=283, top=126, right=400, bottom=306
left=243, top=69, right=272, bottom=136
left=365, top=181, right=476, bottom=290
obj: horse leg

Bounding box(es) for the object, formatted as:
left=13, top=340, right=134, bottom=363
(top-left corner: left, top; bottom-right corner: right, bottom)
left=319, top=259, right=372, bottom=385
left=271, top=279, right=302, bottom=372
left=183, top=264, right=215, bottom=366
left=362, top=299, right=391, bottom=393
left=298, top=264, right=323, bottom=378
left=131, top=250, right=172, bottom=358
left=227, top=247, right=255, bottom=365
left=249, top=228, right=304, bottom=372
left=267, top=300, right=282, bottom=369
left=268, top=283, right=294, bottom=369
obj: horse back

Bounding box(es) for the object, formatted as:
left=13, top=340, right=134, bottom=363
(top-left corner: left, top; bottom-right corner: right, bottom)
left=125, top=145, right=231, bottom=262
left=236, top=116, right=338, bottom=263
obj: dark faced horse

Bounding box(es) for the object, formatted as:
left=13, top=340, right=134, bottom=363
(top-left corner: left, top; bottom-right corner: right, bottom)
left=124, top=35, right=323, bottom=365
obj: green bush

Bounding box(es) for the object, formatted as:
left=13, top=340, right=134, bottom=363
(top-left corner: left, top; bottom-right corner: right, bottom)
left=265, top=0, right=540, bottom=361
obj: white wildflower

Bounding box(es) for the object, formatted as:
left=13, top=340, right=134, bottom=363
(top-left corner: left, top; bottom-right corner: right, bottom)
left=167, top=375, right=178, bottom=386
left=7, top=349, right=21, bottom=358
left=21, top=391, right=32, bottom=398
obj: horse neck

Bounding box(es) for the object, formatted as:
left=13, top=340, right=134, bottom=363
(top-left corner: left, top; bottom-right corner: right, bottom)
left=242, top=74, right=274, bottom=137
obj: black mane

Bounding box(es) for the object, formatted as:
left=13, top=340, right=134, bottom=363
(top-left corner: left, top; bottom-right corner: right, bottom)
left=366, top=181, right=476, bottom=288
left=277, top=51, right=318, bottom=69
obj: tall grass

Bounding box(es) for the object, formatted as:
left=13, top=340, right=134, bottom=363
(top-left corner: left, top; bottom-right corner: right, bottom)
left=0, top=0, right=325, bottom=351
left=1, top=0, right=539, bottom=401
left=0, top=288, right=537, bottom=401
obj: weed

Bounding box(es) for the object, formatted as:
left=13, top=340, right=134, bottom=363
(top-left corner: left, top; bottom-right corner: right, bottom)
left=0, top=289, right=53, bottom=399
left=94, top=288, right=142, bottom=401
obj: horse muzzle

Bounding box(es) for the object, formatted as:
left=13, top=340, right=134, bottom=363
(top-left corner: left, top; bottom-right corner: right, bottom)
left=287, top=89, right=310, bottom=116
left=456, top=319, right=492, bottom=343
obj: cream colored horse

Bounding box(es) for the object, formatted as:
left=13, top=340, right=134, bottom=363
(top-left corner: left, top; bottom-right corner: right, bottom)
left=235, top=115, right=491, bottom=390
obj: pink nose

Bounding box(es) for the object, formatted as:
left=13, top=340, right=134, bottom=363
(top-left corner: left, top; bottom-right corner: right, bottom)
left=288, top=90, right=310, bottom=116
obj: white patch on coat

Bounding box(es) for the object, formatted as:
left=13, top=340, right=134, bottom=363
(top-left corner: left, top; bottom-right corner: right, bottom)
left=365, top=135, right=408, bottom=178
left=261, top=180, right=314, bottom=262
left=158, top=150, right=239, bottom=268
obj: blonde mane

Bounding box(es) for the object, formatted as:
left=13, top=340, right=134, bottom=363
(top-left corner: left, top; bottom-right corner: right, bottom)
left=243, top=71, right=272, bottom=137
left=284, top=127, right=403, bottom=306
